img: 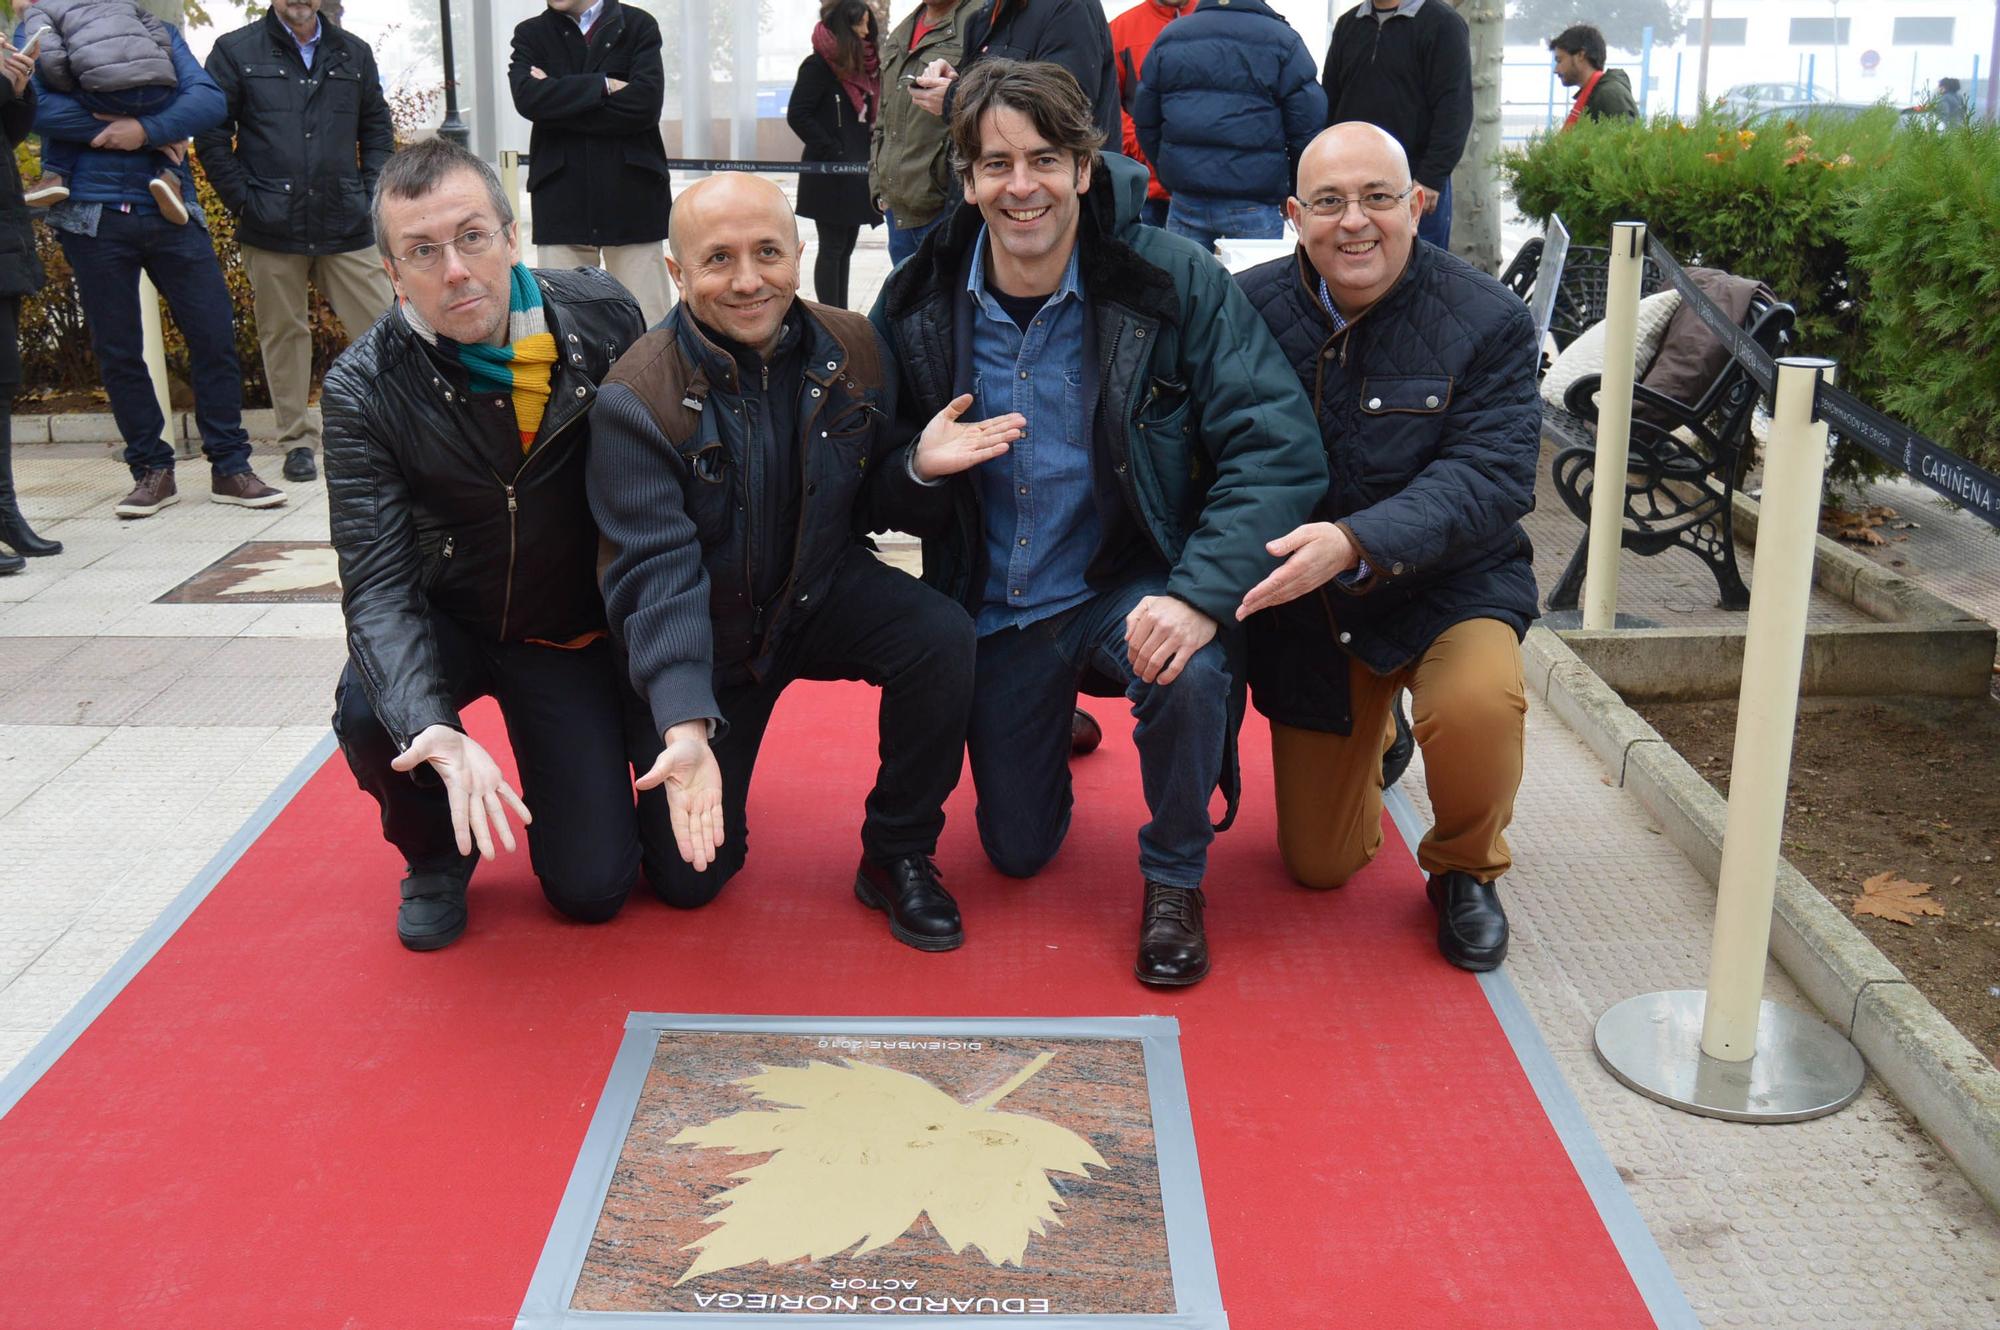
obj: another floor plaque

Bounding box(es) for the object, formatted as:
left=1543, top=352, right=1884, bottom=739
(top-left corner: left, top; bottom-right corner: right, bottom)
left=517, top=1015, right=1225, bottom=1329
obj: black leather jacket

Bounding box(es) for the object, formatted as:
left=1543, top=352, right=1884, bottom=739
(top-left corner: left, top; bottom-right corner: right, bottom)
left=323, top=267, right=644, bottom=748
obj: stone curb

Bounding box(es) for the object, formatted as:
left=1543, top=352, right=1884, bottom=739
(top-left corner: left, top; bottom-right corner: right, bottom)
left=17, top=408, right=312, bottom=446
left=1524, top=622, right=2000, bottom=1215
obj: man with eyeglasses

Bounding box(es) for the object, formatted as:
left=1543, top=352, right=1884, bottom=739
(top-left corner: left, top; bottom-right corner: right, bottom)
left=873, top=60, right=1324, bottom=987
left=323, top=136, right=674, bottom=952
left=1234, top=122, right=1540, bottom=972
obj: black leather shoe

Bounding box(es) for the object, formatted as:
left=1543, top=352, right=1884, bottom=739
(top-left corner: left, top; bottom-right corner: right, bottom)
left=282, top=446, right=318, bottom=482
left=1425, top=870, right=1508, bottom=971
left=397, top=859, right=474, bottom=952
left=854, top=854, right=963, bottom=952
left=0, top=547, right=21, bottom=575
left=1136, top=882, right=1208, bottom=986
left=1382, top=691, right=1414, bottom=789
left=1070, top=706, right=1102, bottom=756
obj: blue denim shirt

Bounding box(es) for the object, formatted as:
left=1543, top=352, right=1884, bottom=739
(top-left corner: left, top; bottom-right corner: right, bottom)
left=966, top=225, right=1099, bottom=636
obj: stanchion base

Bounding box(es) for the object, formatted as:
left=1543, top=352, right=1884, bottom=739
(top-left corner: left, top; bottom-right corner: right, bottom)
left=1593, top=989, right=1865, bottom=1123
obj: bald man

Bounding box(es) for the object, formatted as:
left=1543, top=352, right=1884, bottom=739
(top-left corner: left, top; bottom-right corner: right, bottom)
left=586, top=171, right=1022, bottom=950
left=1234, top=123, right=1541, bottom=971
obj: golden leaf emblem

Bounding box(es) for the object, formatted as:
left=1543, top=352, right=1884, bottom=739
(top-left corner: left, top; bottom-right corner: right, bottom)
left=667, top=1051, right=1106, bottom=1284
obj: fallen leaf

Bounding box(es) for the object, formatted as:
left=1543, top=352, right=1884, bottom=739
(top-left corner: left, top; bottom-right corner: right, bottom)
left=665, top=1053, right=1105, bottom=1283
left=1853, top=871, right=1946, bottom=926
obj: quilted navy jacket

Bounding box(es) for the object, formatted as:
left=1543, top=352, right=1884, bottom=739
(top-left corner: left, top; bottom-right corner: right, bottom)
left=1236, top=241, right=1541, bottom=733
left=1131, top=0, right=1325, bottom=206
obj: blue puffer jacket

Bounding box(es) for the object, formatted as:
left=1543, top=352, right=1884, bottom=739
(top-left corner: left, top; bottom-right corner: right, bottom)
left=1130, top=0, right=1325, bottom=206
left=1236, top=241, right=1541, bottom=734
left=30, top=23, right=222, bottom=209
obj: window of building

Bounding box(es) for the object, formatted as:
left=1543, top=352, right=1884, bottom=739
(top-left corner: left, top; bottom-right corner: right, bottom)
left=1688, top=17, right=1749, bottom=46
left=1789, top=18, right=1852, bottom=45
left=1893, top=18, right=1955, bottom=46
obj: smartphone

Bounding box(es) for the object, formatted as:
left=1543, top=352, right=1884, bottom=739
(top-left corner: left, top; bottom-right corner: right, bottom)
left=17, top=27, right=44, bottom=59
left=900, top=72, right=921, bottom=84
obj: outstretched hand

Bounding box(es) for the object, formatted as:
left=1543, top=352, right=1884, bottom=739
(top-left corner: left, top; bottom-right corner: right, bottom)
left=912, top=393, right=1023, bottom=482
left=390, top=724, right=533, bottom=860
left=636, top=722, right=725, bottom=871
left=1235, top=521, right=1357, bottom=620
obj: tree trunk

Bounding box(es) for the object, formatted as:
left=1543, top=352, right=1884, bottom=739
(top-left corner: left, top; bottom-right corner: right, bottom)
left=1449, top=0, right=1504, bottom=275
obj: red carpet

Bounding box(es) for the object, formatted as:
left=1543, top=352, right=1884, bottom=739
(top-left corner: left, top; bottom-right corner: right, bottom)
left=0, top=684, right=1652, bottom=1328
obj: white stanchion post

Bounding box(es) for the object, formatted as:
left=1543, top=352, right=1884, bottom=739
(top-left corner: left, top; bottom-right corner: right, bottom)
left=137, top=274, right=179, bottom=457
left=1581, top=221, right=1646, bottom=631
left=500, top=150, right=521, bottom=229
left=1592, top=356, right=1865, bottom=1123
left=1701, top=358, right=1836, bottom=1060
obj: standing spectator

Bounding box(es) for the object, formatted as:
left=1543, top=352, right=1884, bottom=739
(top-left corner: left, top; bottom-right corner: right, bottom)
left=1931, top=77, right=1969, bottom=127
left=0, top=34, right=57, bottom=573
left=1319, top=0, right=1470, bottom=250
left=788, top=0, right=882, bottom=309
left=1107, top=0, right=1188, bottom=229
left=33, top=15, right=287, bottom=518
left=1133, top=0, right=1323, bottom=252
left=871, top=0, right=982, bottom=266
left=509, top=0, right=674, bottom=327
left=1549, top=24, right=1636, bottom=128
left=199, top=0, right=396, bottom=485
left=907, top=0, right=1119, bottom=148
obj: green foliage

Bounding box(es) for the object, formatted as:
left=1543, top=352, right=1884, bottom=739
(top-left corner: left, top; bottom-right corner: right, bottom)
left=1839, top=122, right=2000, bottom=475
left=1502, top=109, right=1905, bottom=486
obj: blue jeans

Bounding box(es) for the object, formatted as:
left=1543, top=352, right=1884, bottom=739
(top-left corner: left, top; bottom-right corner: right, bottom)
left=885, top=207, right=947, bottom=267
left=967, top=574, right=1231, bottom=889
left=1164, top=195, right=1284, bottom=253
left=1418, top=176, right=1453, bottom=250
left=57, top=208, right=250, bottom=479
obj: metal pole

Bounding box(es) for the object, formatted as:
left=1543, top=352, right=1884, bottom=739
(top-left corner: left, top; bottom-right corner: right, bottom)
left=1988, top=0, right=1999, bottom=121
left=470, top=0, right=497, bottom=159
left=138, top=275, right=177, bottom=457
left=681, top=0, right=712, bottom=161
left=500, top=150, right=522, bottom=223
left=1701, top=358, right=1837, bottom=1061
left=1580, top=221, right=1645, bottom=632
left=1696, top=0, right=1714, bottom=105
left=1673, top=51, right=1682, bottom=117
left=731, top=1, right=759, bottom=160
left=1639, top=26, right=1653, bottom=117
left=437, top=0, right=468, bottom=147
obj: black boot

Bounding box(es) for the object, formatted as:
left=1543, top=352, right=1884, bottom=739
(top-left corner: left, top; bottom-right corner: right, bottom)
left=0, top=547, right=21, bottom=575
left=1136, top=882, right=1209, bottom=986
left=0, top=406, right=60, bottom=558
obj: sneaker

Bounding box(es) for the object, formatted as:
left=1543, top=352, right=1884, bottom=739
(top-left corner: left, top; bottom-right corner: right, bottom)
left=150, top=170, right=189, bottom=226
left=397, top=860, right=475, bottom=952
left=114, top=468, right=179, bottom=519
left=281, top=445, right=318, bottom=482
left=210, top=469, right=287, bottom=509
left=23, top=173, right=69, bottom=207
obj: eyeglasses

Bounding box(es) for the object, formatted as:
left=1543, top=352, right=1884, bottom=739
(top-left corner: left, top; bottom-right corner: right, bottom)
left=1293, top=185, right=1416, bottom=218
left=393, top=224, right=509, bottom=271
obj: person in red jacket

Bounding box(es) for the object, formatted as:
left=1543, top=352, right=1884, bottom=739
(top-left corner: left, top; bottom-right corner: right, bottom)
left=1108, top=0, right=1187, bottom=228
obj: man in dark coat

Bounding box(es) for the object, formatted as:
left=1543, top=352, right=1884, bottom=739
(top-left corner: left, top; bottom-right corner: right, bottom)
left=1550, top=24, right=1637, bottom=127
left=509, top=0, right=673, bottom=325
left=1319, top=0, right=1471, bottom=250
left=1235, top=123, right=1540, bottom=972
left=1132, top=0, right=1324, bottom=251
left=874, top=60, right=1325, bottom=987
left=0, top=38, right=54, bottom=573
left=907, top=0, right=1119, bottom=148
left=200, top=0, right=397, bottom=483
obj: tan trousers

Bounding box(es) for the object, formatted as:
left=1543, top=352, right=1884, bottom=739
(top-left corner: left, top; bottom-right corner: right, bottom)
left=536, top=242, right=674, bottom=328
left=1272, top=617, right=1528, bottom=888
left=240, top=244, right=395, bottom=450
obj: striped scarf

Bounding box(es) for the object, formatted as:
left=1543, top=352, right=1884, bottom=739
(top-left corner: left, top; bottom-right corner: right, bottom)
left=403, top=264, right=559, bottom=453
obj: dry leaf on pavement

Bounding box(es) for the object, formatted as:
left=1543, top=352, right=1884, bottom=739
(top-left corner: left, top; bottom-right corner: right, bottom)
left=1853, top=870, right=1946, bottom=925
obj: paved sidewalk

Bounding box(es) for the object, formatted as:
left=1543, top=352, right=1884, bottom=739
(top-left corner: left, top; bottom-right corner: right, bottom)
left=4, top=225, right=1999, bottom=1326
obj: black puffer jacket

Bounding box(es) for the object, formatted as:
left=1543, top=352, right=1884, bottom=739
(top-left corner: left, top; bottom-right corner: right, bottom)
left=954, top=0, right=1119, bottom=145
left=787, top=53, right=880, bottom=228
left=0, top=81, right=43, bottom=301
left=323, top=268, right=645, bottom=748
left=1236, top=242, right=1540, bottom=734
left=197, top=10, right=393, bottom=256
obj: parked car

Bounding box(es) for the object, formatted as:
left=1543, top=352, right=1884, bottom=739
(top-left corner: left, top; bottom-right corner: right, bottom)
left=1720, top=81, right=1835, bottom=116
left=1744, top=100, right=1923, bottom=129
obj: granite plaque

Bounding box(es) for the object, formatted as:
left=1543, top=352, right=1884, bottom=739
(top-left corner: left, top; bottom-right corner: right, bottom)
left=155, top=541, right=341, bottom=604
left=518, top=1016, right=1225, bottom=1329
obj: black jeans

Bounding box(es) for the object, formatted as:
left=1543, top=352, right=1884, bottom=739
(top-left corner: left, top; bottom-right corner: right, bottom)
left=813, top=221, right=859, bottom=311
left=648, top=550, right=976, bottom=907
left=332, top=613, right=675, bottom=923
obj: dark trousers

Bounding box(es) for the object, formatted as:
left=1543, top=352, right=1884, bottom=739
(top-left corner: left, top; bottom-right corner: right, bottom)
left=57, top=208, right=251, bottom=481
left=649, top=550, right=976, bottom=908
left=812, top=220, right=859, bottom=310
left=332, top=613, right=675, bottom=923
left=1418, top=176, right=1453, bottom=250
left=967, top=574, right=1232, bottom=889
left=0, top=298, right=19, bottom=510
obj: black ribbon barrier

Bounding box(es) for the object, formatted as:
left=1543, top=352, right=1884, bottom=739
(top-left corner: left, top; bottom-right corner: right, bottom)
left=512, top=154, right=867, bottom=176
left=1643, top=233, right=2000, bottom=532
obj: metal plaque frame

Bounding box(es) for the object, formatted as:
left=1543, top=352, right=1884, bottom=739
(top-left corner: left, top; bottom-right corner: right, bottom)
left=515, top=1014, right=1224, bottom=1330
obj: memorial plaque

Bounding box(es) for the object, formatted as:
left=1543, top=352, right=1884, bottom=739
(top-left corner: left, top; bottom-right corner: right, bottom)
left=155, top=541, right=341, bottom=604
left=519, top=1016, right=1224, bottom=1329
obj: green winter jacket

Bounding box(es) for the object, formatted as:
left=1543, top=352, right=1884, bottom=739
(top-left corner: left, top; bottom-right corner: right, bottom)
left=868, top=0, right=984, bottom=228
